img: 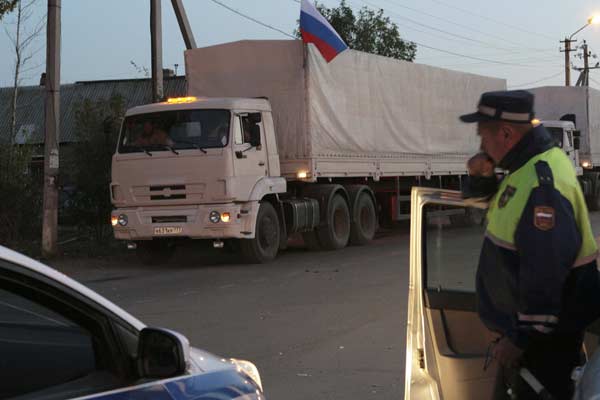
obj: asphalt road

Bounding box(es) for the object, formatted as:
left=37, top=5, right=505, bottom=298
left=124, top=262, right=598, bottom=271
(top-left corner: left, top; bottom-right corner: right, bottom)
left=52, top=229, right=410, bottom=400
left=48, top=211, right=600, bottom=400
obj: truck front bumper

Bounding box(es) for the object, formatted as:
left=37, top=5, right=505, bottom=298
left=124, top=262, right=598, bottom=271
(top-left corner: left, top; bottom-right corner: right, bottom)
left=111, top=202, right=258, bottom=241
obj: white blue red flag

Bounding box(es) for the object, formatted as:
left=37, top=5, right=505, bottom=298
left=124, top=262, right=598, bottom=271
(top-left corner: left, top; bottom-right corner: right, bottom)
left=300, top=0, right=348, bottom=62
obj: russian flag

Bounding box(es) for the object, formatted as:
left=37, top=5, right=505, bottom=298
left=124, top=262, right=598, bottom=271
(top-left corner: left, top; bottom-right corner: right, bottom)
left=300, top=0, right=348, bottom=62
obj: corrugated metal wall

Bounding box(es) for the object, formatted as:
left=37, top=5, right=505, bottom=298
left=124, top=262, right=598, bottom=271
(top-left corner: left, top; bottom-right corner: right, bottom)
left=0, top=77, right=187, bottom=144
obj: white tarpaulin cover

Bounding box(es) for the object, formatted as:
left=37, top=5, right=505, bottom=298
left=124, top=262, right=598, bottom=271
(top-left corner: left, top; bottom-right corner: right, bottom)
left=185, top=40, right=505, bottom=175
left=529, top=86, right=600, bottom=162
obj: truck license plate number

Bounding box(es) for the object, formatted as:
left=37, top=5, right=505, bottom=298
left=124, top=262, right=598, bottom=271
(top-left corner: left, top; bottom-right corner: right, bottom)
left=154, top=226, right=183, bottom=235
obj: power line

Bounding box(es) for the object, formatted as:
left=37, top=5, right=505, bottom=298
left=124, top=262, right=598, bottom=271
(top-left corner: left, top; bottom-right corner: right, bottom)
left=373, top=0, right=545, bottom=50
left=358, top=0, right=519, bottom=52
left=508, top=71, right=564, bottom=88
left=412, top=41, right=544, bottom=67
left=291, top=0, right=552, bottom=69
left=428, top=0, right=556, bottom=41
left=210, top=0, right=296, bottom=39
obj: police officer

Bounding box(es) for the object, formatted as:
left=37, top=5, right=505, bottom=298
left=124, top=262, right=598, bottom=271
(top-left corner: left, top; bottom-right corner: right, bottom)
left=460, top=90, right=600, bottom=399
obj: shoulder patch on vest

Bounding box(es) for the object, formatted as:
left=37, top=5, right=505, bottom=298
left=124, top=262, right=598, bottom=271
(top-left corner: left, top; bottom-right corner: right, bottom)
left=534, top=206, right=555, bottom=231
left=498, top=185, right=517, bottom=208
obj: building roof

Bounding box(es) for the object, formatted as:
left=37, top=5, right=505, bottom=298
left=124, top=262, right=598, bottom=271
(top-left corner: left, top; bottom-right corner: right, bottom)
left=0, top=77, right=187, bottom=144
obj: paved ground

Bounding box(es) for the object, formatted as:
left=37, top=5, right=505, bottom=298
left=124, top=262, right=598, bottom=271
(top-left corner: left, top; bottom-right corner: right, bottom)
left=49, top=229, right=410, bottom=400
left=46, top=211, right=600, bottom=400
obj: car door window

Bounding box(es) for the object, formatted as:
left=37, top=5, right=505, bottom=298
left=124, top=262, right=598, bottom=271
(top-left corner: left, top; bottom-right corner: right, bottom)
left=0, top=288, right=97, bottom=399
left=0, top=264, right=132, bottom=400
left=425, top=205, right=486, bottom=293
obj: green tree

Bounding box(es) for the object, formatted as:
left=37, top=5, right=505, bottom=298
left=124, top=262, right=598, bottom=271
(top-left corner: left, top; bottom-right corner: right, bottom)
left=0, top=0, right=18, bottom=20
left=68, top=95, right=125, bottom=242
left=298, top=0, right=416, bottom=61
left=0, top=143, right=42, bottom=247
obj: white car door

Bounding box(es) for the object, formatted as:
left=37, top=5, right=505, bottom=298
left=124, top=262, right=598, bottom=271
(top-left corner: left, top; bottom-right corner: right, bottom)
left=405, top=187, right=496, bottom=400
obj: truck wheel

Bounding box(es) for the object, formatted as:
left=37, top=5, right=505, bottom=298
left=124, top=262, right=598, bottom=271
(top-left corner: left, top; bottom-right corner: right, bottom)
left=317, top=194, right=350, bottom=250
left=136, top=240, right=175, bottom=265
left=589, top=186, right=600, bottom=212
left=349, top=193, right=377, bottom=245
left=241, top=202, right=280, bottom=263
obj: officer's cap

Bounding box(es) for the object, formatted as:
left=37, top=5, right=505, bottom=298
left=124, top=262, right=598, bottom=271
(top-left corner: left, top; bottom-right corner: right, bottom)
left=460, top=90, right=535, bottom=124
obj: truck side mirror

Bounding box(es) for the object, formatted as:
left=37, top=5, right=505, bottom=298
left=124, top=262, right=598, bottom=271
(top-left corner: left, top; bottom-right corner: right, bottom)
left=574, top=137, right=581, bottom=150
left=573, top=130, right=581, bottom=137
left=138, top=328, right=190, bottom=379
left=249, top=125, right=261, bottom=147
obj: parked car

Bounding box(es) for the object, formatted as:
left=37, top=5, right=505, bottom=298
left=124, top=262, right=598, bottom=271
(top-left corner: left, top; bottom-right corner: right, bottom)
left=404, top=187, right=600, bottom=399
left=0, top=245, right=264, bottom=400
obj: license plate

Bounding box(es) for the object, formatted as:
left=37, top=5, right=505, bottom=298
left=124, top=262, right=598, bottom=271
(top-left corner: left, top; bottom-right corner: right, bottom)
left=154, top=226, right=183, bottom=235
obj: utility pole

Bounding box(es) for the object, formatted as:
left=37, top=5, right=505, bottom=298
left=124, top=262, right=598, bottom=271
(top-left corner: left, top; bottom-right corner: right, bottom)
left=150, top=0, right=163, bottom=102
left=561, top=37, right=576, bottom=86
left=583, top=41, right=589, bottom=86
left=171, top=0, right=197, bottom=49
left=574, top=41, right=599, bottom=86
left=42, top=0, right=61, bottom=258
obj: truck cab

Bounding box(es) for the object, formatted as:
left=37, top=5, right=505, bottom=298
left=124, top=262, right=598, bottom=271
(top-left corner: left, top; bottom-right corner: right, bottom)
left=538, top=119, right=582, bottom=176
left=110, top=97, right=288, bottom=263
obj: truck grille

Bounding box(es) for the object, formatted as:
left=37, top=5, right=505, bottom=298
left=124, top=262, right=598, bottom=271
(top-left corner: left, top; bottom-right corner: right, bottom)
left=149, top=184, right=187, bottom=201
left=131, top=183, right=207, bottom=203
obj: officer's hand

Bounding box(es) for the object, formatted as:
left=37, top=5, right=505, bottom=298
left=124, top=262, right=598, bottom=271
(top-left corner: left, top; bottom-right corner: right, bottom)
left=467, top=153, right=495, bottom=177
left=492, top=337, right=523, bottom=368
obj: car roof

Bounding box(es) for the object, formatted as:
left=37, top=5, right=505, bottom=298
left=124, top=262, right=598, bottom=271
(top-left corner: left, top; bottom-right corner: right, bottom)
left=0, top=245, right=145, bottom=331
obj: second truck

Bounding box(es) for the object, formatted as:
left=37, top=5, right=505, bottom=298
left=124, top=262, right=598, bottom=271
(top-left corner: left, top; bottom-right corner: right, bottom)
left=110, top=40, right=505, bottom=263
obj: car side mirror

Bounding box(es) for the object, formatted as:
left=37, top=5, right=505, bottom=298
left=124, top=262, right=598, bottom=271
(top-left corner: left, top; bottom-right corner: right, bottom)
left=249, top=125, right=261, bottom=147
left=574, top=137, right=581, bottom=150
left=138, top=327, right=190, bottom=379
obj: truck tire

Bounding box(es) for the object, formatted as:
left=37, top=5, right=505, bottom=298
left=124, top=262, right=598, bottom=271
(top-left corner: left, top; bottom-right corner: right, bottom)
left=317, top=194, right=350, bottom=250
left=589, top=185, right=600, bottom=212
left=241, top=202, right=280, bottom=263
left=349, top=193, right=377, bottom=245
left=136, top=240, right=175, bottom=265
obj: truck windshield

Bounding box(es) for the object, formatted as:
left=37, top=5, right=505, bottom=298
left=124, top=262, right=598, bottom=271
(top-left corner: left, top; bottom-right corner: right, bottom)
left=119, top=109, right=230, bottom=153
left=546, top=127, right=564, bottom=148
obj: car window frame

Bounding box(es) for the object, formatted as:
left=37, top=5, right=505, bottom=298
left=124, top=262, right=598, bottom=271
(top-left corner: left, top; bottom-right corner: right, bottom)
left=0, top=258, right=140, bottom=397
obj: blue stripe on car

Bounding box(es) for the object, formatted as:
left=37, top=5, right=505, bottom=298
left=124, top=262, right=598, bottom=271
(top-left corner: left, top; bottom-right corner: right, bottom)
left=84, top=370, right=261, bottom=400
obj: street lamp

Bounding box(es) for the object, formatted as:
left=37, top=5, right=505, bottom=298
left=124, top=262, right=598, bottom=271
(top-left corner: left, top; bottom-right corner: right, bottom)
left=562, top=16, right=600, bottom=86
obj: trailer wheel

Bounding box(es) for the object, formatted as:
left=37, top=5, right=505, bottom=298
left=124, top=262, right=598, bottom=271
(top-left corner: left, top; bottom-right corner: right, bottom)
left=589, top=185, right=600, bottom=211
left=317, top=194, right=350, bottom=250
left=241, top=202, right=280, bottom=263
left=136, top=240, right=175, bottom=265
left=350, top=193, right=377, bottom=245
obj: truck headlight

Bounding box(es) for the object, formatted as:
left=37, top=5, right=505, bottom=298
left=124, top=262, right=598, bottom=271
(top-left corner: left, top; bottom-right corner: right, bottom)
left=582, top=160, right=592, bottom=169
left=221, top=212, right=231, bottom=223
left=111, top=215, right=118, bottom=227
left=209, top=211, right=221, bottom=223
left=118, top=214, right=128, bottom=226
left=230, top=358, right=262, bottom=392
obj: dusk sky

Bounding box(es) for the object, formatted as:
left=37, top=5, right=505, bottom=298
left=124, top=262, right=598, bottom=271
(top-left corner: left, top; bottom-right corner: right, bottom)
left=1, top=0, right=599, bottom=90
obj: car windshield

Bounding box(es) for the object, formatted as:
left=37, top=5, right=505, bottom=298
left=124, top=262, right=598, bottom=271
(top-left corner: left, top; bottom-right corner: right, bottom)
left=119, top=109, right=230, bottom=153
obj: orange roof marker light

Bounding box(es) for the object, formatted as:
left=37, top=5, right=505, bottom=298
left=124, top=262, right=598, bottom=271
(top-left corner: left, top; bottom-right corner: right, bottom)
left=166, top=96, right=198, bottom=104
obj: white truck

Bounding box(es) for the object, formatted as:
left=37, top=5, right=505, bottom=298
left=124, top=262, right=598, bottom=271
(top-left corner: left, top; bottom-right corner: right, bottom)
left=110, top=40, right=505, bottom=263
left=529, top=86, right=600, bottom=209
